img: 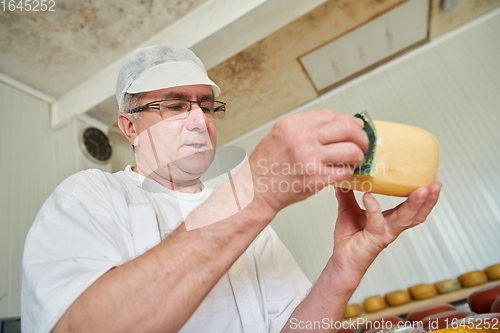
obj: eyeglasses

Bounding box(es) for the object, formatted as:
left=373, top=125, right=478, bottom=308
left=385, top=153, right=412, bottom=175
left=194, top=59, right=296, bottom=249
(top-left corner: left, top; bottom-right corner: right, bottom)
left=129, top=99, right=226, bottom=120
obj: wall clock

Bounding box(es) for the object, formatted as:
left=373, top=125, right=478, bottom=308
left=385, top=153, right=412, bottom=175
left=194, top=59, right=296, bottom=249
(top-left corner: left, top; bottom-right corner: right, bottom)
left=81, top=127, right=112, bottom=163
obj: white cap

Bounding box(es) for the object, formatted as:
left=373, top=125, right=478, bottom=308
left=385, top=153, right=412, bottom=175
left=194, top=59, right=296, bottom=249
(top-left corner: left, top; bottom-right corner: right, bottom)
left=116, top=43, right=221, bottom=112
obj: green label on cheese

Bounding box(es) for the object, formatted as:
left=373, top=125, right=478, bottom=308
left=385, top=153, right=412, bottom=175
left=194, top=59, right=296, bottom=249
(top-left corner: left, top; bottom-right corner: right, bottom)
left=354, top=111, right=377, bottom=176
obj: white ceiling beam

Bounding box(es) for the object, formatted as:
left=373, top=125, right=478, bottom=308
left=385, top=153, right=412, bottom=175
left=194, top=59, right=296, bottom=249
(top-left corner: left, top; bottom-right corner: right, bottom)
left=51, top=0, right=327, bottom=128
left=191, top=0, right=329, bottom=70
left=0, top=71, right=56, bottom=104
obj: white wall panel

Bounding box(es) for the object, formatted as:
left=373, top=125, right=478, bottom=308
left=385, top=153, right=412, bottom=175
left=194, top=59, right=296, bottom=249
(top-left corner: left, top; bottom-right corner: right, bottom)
left=0, top=83, right=78, bottom=317
left=227, top=9, right=500, bottom=304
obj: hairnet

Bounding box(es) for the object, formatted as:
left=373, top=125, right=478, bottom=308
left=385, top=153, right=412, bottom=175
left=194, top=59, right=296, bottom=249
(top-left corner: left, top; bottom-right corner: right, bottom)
left=116, top=42, right=221, bottom=112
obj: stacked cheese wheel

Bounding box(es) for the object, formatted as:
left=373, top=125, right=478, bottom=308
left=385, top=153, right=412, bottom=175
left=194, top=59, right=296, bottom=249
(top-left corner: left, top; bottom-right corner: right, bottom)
left=420, top=310, right=471, bottom=331
left=467, top=284, right=500, bottom=314
left=343, top=303, right=362, bottom=318
left=456, top=313, right=500, bottom=328
left=385, top=290, right=411, bottom=306
left=492, top=297, right=500, bottom=312
left=486, top=263, right=500, bottom=280
left=457, top=263, right=500, bottom=287
left=408, top=284, right=437, bottom=300
left=342, top=263, right=500, bottom=319
left=459, top=270, right=488, bottom=287
left=363, top=295, right=387, bottom=313
left=406, top=304, right=474, bottom=331
left=435, top=279, right=461, bottom=294
left=431, top=325, right=500, bottom=333
left=406, top=303, right=456, bottom=323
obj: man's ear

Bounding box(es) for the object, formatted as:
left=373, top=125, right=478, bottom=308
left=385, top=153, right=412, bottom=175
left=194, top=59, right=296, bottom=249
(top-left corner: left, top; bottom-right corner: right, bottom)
left=117, top=112, right=138, bottom=145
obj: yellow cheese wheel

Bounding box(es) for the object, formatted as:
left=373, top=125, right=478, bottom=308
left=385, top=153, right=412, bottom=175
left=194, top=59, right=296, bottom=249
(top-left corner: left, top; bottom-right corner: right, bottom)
left=431, top=324, right=499, bottom=333
left=408, top=283, right=437, bottom=300
left=385, top=290, right=411, bottom=306
left=343, top=303, right=362, bottom=319
left=485, top=263, right=500, bottom=280
left=435, top=278, right=462, bottom=294
left=458, top=270, right=488, bottom=287
left=337, top=120, right=440, bottom=197
left=363, top=295, right=387, bottom=313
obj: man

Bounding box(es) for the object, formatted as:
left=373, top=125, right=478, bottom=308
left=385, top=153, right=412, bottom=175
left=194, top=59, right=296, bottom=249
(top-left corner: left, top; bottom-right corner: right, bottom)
left=22, top=43, right=441, bottom=333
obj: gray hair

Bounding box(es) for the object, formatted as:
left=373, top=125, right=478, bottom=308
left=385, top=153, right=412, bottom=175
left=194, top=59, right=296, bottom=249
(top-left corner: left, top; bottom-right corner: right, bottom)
left=121, top=92, right=145, bottom=118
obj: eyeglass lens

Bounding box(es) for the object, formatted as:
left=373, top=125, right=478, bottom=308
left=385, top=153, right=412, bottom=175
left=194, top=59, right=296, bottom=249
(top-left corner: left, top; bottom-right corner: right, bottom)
left=158, top=100, right=224, bottom=119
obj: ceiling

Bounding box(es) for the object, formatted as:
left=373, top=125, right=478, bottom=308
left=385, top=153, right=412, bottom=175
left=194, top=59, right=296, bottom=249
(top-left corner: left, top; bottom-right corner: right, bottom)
left=0, top=0, right=498, bottom=133
left=0, top=0, right=329, bottom=127
left=0, top=0, right=208, bottom=98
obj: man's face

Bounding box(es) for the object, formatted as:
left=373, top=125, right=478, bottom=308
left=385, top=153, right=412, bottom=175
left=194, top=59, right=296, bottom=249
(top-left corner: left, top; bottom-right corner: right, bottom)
left=129, top=85, right=217, bottom=185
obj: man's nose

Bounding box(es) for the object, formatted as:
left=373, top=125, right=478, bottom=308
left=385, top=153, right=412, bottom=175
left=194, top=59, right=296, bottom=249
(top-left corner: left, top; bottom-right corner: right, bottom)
left=185, top=103, right=208, bottom=131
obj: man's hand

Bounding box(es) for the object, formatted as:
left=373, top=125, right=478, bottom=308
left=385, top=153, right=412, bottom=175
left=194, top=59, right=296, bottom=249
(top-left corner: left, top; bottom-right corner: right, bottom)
left=281, top=184, right=442, bottom=333
left=331, top=182, right=442, bottom=277
left=249, top=109, right=369, bottom=215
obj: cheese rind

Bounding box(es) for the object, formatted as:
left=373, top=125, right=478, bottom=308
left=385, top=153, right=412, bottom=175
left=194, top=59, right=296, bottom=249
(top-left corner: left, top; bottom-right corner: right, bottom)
left=385, top=290, right=411, bottom=306
left=485, top=263, right=500, bottom=280
left=363, top=295, right=387, bottom=313
left=431, top=325, right=500, bottom=333
left=336, top=120, right=440, bottom=197
left=491, top=297, right=500, bottom=312
left=435, top=279, right=462, bottom=294
left=407, top=303, right=456, bottom=322
left=343, top=303, right=362, bottom=319
left=408, top=283, right=437, bottom=300
left=421, top=310, right=471, bottom=331
left=467, top=285, right=500, bottom=314
left=458, top=270, right=488, bottom=287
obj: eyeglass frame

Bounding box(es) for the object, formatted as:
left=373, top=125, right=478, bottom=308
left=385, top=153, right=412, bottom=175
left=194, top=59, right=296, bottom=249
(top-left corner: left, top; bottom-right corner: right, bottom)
left=128, top=98, right=226, bottom=119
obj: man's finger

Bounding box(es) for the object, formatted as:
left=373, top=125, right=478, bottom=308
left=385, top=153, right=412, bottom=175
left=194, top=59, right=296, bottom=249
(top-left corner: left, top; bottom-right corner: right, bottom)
left=335, top=187, right=359, bottom=213
left=362, top=193, right=386, bottom=233
left=386, top=187, right=428, bottom=227
left=409, top=182, right=442, bottom=226
left=320, top=142, right=365, bottom=166
left=316, top=114, right=369, bottom=152
left=321, top=164, right=356, bottom=184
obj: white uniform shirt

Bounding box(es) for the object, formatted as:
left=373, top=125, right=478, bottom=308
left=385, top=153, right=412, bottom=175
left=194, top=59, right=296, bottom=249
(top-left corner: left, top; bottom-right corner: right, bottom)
left=22, top=167, right=311, bottom=333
